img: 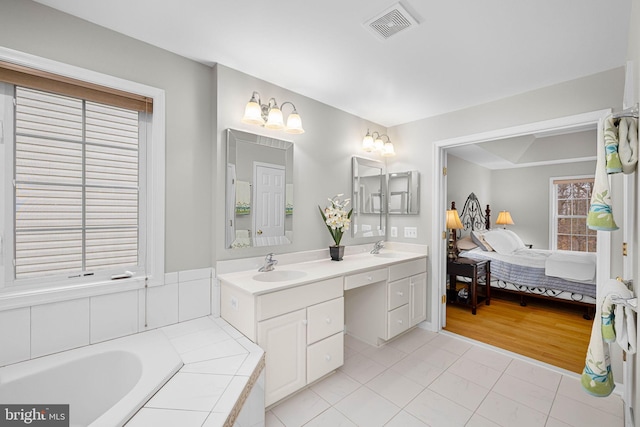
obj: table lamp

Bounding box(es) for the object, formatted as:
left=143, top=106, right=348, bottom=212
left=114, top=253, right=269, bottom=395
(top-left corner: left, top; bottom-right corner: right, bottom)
left=446, top=209, right=464, bottom=260
left=496, top=210, right=514, bottom=229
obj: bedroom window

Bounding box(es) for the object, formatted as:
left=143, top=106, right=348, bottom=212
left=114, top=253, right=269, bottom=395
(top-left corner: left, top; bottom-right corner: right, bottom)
left=551, top=176, right=596, bottom=252
left=0, top=53, right=165, bottom=300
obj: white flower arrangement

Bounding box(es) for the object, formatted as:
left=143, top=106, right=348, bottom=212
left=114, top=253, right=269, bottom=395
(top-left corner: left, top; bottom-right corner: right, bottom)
left=318, top=194, right=353, bottom=246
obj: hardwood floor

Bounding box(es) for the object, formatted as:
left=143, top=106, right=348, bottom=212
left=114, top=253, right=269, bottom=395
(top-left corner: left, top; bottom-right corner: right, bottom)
left=444, top=290, right=593, bottom=373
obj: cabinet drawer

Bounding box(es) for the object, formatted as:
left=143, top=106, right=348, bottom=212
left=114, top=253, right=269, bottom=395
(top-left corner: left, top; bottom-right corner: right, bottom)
left=307, top=297, right=344, bottom=345
left=389, top=258, right=427, bottom=282
left=257, top=277, right=343, bottom=321
left=388, top=278, right=410, bottom=310
left=344, top=268, right=388, bottom=290
left=307, top=332, right=344, bottom=384
left=387, top=304, right=410, bottom=339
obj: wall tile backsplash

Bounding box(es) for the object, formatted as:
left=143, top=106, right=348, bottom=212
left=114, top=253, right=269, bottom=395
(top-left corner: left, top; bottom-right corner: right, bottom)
left=31, top=298, right=91, bottom=358
left=0, top=307, right=30, bottom=366
left=0, top=267, right=215, bottom=368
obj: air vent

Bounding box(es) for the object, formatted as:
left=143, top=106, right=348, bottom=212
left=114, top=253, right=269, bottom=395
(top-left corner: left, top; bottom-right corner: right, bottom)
left=364, top=2, right=419, bottom=40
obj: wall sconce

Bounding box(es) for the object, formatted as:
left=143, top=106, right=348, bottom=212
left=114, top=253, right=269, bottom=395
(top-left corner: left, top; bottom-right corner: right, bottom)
left=496, top=210, right=514, bottom=229
left=362, top=129, right=395, bottom=157
left=446, top=208, right=464, bottom=260
left=241, top=91, right=305, bottom=134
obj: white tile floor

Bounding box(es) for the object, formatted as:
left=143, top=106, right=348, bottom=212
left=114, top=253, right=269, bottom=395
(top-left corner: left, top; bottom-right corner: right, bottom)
left=266, top=328, right=623, bottom=427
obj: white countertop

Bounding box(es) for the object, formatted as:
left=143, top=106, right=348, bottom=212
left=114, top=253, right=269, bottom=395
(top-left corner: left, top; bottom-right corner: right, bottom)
left=217, top=250, right=427, bottom=295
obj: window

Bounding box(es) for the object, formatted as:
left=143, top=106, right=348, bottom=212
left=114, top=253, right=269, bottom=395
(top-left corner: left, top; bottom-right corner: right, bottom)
left=551, top=176, right=596, bottom=252
left=0, top=49, right=164, bottom=303
left=13, top=87, right=142, bottom=280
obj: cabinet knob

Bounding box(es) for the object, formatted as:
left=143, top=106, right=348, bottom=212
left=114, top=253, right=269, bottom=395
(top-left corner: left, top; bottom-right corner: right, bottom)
left=325, top=354, right=332, bottom=361
left=367, top=276, right=372, bottom=281
left=302, top=319, right=308, bottom=325
left=397, top=319, right=403, bottom=324
left=325, top=317, right=332, bottom=324
left=397, top=291, right=404, bottom=296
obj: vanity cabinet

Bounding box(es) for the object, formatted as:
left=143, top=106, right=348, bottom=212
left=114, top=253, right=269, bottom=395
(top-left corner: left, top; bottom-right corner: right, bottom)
left=346, top=258, right=427, bottom=346
left=221, top=276, right=344, bottom=407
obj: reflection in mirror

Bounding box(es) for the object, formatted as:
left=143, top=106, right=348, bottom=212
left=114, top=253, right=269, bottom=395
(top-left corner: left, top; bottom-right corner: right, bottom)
left=352, top=156, right=386, bottom=238
left=388, top=170, right=420, bottom=214
left=225, top=129, right=293, bottom=249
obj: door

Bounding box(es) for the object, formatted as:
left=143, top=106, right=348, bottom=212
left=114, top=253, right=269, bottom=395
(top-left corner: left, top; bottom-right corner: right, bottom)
left=257, top=309, right=306, bottom=407
left=253, top=162, right=285, bottom=246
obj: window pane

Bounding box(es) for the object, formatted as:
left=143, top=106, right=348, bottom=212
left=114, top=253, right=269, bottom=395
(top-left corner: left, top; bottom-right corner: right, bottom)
left=553, top=177, right=596, bottom=252
left=14, top=87, right=140, bottom=280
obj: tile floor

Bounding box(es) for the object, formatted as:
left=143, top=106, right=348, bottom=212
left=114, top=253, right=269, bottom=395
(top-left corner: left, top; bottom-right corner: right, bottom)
left=266, top=328, right=623, bottom=427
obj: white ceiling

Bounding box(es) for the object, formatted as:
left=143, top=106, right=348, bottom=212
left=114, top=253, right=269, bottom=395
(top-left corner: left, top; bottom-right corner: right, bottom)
left=33, top=0, right=631, bottom=128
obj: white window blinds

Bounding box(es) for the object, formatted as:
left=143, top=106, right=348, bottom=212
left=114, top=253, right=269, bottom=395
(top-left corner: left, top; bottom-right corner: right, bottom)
left=14, top=87, right=140, bottom=279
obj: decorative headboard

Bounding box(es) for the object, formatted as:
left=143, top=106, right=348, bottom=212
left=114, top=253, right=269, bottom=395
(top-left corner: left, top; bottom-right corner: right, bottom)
left=451, top=192, right=491, bottom=232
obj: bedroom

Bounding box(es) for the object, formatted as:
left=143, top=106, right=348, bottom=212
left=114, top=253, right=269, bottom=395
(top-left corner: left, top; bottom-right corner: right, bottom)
left=444, top=127, right=603, bottom=371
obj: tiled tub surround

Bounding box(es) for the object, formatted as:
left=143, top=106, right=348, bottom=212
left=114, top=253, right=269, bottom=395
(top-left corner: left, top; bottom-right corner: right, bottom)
left=127, top=316, right=265, bottom=427
left=0, top=268, right=214, bottom=367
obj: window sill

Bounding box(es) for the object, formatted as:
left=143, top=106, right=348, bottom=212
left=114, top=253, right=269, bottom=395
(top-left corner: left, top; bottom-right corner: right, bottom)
left=0, top=276, right=149, bottom=312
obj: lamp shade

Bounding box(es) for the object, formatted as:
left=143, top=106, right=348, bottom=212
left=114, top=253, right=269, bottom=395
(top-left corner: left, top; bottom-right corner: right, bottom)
left=285, top=112, right=305, bottom=134
left=362, top=132, right=374, bottom=152
left=242, top=100, right=264, bottom=125
left=496, top=210, right=514, bottom=226
left=381, top=141, right=396, bottom=157
left=446, top=209, right=464, bottom=229
left=265, top=107, right=284, bottom=129
left=373, top=136, right=384, bottom=151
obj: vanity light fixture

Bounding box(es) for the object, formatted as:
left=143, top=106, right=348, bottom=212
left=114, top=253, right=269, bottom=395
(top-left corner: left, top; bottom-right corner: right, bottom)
left=241, top=91, right=305, bottom=134
left=362, top=129, right=396, bottom=157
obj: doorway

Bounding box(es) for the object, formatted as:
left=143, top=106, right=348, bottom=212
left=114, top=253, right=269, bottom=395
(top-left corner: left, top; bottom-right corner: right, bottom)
left=430, top=110, right=612, bottom=355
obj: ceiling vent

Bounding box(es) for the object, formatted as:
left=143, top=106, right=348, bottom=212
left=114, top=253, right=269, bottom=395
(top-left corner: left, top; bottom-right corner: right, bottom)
left=364, top=2, right=419, bottom=41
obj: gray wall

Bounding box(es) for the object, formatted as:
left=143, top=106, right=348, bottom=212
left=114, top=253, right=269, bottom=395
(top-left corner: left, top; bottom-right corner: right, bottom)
left=0, top=0, right=214, bottom=273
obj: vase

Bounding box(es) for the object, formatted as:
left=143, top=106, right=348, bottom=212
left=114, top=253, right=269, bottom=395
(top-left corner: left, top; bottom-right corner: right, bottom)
left=329, top=245, right=344, bottom=261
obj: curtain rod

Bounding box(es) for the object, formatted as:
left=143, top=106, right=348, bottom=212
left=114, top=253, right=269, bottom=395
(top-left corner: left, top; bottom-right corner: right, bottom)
left=611, top=103, right=639, bottom=119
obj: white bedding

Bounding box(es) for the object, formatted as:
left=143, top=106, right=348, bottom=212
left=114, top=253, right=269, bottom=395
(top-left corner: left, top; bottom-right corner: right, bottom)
left=461, top=247, right=596, bottom=284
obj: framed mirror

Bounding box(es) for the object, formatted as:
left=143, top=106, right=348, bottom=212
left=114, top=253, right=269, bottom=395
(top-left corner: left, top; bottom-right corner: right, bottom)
left=225, top=129, right=293, bottom=249
left=351, top=156, right=386, bottom=238
left=388, top=170, right=420, bottom=214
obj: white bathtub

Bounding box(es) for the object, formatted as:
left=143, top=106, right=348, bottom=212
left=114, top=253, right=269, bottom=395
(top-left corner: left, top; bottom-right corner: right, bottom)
left=0, top=330, right=182, bottom=427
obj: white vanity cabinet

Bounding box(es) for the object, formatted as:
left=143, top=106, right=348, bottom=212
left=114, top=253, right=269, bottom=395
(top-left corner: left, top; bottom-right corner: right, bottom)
left=346, top=258, right=427, bottom=346
left=221, top=276, right=344, bottom=407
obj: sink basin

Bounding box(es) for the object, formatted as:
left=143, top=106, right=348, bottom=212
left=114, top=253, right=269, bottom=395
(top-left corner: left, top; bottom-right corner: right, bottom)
left=252, top=270, right=307, bottom=282
left=373, top=252, right=404, bottom=259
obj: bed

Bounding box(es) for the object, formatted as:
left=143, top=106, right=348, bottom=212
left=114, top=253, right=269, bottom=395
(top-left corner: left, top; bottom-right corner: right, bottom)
left=452, top=193, right=596, bottom=319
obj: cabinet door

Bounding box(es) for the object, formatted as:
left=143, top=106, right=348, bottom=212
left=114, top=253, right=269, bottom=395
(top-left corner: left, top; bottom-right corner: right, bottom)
left=307, top=332, right=344, bottom=383
left=257, top=309, right=306, bottom=406
left=410, top=273, right=427, bottom=326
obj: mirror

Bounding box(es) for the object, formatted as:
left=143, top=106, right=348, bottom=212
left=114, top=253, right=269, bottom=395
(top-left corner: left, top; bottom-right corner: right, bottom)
left=388, top=170, right=420, bottom=214
left=351, top=156, right=386, bottom=238
left=225, top=129, right=293, bottom=249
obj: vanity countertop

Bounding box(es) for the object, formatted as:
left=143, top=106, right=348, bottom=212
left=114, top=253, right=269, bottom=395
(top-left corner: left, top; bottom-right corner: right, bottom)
left=217, top=250, right=427, bottom=296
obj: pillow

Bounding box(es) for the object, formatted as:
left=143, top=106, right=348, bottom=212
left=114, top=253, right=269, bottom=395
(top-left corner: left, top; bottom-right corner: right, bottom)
left=470, top=231, right=494, bottom=251
left=456, top=236, right=478, bottom=251
left=503, top=229, right=526, bottom=250
left=483, top=229, right=522, bottom=254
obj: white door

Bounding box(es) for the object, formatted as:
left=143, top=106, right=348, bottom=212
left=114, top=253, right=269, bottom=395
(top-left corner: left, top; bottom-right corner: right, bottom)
left=253, top=162, right=285, bottom=246
left=257, top=309, right=307, bottom=407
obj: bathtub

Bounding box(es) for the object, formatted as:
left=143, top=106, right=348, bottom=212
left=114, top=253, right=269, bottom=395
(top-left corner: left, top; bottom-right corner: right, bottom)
left=0, top=330, right=182, bottom=427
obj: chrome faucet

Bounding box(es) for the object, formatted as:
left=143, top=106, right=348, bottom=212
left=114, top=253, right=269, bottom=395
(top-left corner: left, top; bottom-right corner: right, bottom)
left=370, top=240, right=385, bottom=254
left=258, top=253, right=278, bottom=272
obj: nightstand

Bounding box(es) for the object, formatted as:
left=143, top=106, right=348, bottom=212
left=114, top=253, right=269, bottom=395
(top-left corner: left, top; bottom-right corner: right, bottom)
left=447, top=257, right=491, bottom=315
